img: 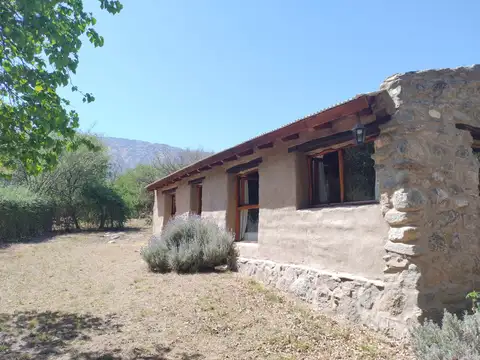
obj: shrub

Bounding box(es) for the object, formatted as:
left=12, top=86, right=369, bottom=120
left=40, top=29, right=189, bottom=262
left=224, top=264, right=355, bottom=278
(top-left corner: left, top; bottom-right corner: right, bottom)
left=141, top=216, right=238, bottom=273
left=141, top=241, right=170, bottom=273
left=0, top=186, right=53, bottom=242
left=411, top=310, right=480, bottom=360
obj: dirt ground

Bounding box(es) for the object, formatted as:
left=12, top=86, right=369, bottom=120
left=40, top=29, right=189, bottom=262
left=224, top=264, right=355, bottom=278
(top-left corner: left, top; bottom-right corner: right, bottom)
left=0, top=224, right=413, bottom=360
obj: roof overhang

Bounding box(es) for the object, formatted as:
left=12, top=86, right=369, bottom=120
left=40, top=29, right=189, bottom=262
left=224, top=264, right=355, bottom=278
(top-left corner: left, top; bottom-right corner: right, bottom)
left=146, top=91, right=393, bottom=191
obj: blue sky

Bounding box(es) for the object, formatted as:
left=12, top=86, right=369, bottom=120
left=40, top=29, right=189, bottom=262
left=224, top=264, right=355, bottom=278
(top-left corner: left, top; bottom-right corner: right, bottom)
left=65, top=0, right=479, bottom=152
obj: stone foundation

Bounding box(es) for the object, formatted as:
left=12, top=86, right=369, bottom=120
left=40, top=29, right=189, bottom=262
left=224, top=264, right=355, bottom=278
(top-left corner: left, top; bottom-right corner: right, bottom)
left=238, top=258, right=412, bottom=337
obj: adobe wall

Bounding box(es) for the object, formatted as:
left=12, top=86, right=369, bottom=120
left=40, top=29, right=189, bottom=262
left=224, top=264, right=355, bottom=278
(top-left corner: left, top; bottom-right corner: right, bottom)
left=153, top=139, right=388, bottom=280
left=152, top=189, right=164, bottom=234
left=375, top=65, right=480, bottom=329
left=252, top=149, right=387, bottom=280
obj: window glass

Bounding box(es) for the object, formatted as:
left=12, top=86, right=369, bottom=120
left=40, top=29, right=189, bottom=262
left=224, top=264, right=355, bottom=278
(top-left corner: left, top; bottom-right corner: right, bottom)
left=245, top=208, right=259, bottom=233
left=238, top=172, right=259, bottom=206
left=344, top=143, right=376, bottom=202
left=309, top=142, right=377, bottom=206
left=312, top=151, right=340, bottom=205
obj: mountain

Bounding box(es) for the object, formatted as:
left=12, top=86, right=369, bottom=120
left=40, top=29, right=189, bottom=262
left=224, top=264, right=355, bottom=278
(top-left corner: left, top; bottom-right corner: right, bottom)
left=100, top=136, right=184, bottom=173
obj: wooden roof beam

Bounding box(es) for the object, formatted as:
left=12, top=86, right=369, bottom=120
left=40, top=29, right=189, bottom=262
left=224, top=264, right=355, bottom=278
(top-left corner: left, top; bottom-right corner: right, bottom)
left=210, top=160, right=224, bottom=167
left=238, top=149, right=254, bottom=157
left=223, top=154, right=239, bottom=162
left=257, top=142, right=274, bottom=149
left=313, top=122, right=333, bottom=131
left=281, top=133, right=300, bottom=142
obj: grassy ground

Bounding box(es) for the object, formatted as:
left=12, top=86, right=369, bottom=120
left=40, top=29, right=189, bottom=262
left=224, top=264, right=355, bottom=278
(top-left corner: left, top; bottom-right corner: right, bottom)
left=0, top=225, right=413, bottom=360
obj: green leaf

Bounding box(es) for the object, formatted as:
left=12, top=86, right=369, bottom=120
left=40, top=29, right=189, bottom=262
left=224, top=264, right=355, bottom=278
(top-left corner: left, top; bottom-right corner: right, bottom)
left=0, top=0, right=123, bottom=176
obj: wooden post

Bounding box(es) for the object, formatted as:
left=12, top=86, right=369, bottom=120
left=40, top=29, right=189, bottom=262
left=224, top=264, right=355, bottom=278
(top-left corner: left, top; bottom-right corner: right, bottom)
left=339, top=149, right=345, bottom=203
left=307, top=157, right=313, bottom=206
left=234, top=176, right=240, bottom=241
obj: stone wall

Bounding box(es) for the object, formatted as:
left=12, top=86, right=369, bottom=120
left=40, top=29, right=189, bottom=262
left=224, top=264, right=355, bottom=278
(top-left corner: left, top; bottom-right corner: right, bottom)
left=375, top=65, right=480, bottom=326
left=237, top=258, right=409, bottom=336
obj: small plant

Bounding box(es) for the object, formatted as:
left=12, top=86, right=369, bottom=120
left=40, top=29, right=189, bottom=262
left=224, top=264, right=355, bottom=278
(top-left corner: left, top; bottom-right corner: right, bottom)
left=411, top=309, right=480, bottom=360
left=141, top=216, right=238, bottom=273
left=466, top=290, right=480, bottom=312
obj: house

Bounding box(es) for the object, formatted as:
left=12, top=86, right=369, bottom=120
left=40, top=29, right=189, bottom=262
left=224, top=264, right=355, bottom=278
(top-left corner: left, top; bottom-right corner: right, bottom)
left=147, top=65, right=480, bottom=336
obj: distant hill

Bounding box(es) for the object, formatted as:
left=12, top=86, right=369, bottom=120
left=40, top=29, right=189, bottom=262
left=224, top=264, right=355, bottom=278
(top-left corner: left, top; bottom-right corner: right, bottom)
left=100, top=136, right=184, bottom=173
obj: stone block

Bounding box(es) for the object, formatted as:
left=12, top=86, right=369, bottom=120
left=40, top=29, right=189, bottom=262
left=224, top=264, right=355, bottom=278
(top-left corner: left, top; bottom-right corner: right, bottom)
left=392, top=188, right=426, bottom=212
left=384, top=240, right=422, bottom=256
left=383, top=255, right=409, bottom=273
left=289, top=275, right=312, bottom=300
left=384, top=209, right=421, bottom=226
left=388, top=226, right=419, bottom=243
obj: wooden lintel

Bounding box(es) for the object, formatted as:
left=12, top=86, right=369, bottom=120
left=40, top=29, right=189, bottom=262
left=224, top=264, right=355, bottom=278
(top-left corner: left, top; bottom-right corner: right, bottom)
left=162, top=186, right=177, bottom=194
left=188, top=176, right=205, bottom=185
left=223, top=154, right=239, bottom=162
left=257, top=142, right=274, bottom=149
left=289, top=125, right=379, bottom=153
left=281, top=133, right=300, bottom=142
left=227, top=157, right=262, bottom=174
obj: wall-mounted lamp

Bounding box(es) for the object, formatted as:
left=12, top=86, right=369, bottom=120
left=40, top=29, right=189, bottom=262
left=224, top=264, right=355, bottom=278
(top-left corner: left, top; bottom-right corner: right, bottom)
left=353, top=115, right=366, bottom=145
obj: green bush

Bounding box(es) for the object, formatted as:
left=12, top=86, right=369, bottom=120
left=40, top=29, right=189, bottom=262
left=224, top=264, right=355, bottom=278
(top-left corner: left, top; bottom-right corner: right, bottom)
left=141, top=216, right=238, bottom=273
left=411, top=310, right=480, bottom=359
left=0, top=186, right=53, bottom=242
left=81, top=183, right=128, bottom=229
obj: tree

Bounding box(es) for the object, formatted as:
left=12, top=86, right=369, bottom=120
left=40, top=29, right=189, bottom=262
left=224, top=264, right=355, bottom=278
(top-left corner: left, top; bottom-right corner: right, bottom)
left=153, top=148, right=211, bottom=175
left=27, top=135, right=110, bottom=228
left=0, top=0, right=122, bottom=175
left=114, top=148, right=212, bottom=219
left=114, top=164, right=166, bottom=218
left=19, top=134, right=127, bottom=230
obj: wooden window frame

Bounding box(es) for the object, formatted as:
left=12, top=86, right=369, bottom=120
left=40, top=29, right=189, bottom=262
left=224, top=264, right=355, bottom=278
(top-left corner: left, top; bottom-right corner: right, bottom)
left=234, top=169, right=259, bottom=241
left=307, top=139, right=378, bottom=208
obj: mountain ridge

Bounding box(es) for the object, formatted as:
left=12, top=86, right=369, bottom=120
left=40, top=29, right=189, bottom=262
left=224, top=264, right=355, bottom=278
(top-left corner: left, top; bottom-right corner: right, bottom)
left=100, top=136, right=184, bottom=173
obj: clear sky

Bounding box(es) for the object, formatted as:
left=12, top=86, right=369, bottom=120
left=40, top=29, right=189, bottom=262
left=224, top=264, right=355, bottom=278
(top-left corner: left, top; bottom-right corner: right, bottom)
left=65, top=0, right=480, bottom=152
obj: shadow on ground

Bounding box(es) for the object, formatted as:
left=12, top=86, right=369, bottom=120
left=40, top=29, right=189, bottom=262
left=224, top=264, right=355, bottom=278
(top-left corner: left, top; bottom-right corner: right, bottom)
left=0, top=311, right=203, bottom=360
left=0, top=226, right=144, bottom=249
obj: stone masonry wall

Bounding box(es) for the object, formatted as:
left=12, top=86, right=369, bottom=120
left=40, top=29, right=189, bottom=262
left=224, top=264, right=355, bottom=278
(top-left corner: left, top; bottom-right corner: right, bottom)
left=374, top=65, right=480, bottom=327
left=238, top=258, right=399, bottom=334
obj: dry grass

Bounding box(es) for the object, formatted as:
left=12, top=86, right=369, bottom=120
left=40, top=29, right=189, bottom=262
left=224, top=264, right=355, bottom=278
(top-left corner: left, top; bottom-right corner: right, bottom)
left=0, top=225, right=413, bottom=359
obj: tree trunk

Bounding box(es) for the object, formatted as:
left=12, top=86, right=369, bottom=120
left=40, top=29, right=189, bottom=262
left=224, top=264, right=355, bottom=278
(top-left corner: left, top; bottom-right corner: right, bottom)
left=99, top=208, right=106, bottom=229
left=72, top=212, right=80, bottom=230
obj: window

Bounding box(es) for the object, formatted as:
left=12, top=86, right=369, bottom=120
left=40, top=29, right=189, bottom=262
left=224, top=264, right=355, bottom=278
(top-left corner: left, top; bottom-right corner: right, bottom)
left=308, top=142, right=377, bottom=206
left=193, top=184, right=202, bottom=215
left=162, top=188, right=177, bottom=226
left=235, top=170, right=259, bottom=241
left=474, top=147, right=480, bottom=194
left=170, top=193, right=176, bottom=216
